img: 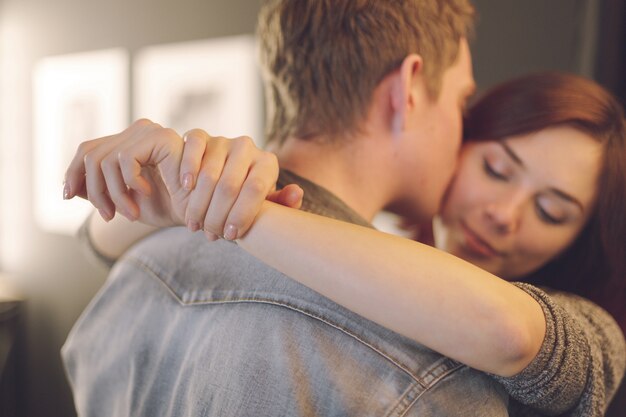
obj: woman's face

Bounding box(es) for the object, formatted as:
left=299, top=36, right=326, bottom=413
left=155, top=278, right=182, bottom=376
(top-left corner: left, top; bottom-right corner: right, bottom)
left=434, top=126, right=602, bottom=280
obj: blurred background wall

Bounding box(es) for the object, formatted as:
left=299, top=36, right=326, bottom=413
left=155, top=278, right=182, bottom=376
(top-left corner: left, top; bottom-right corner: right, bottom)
left=0, top=0, right=623, bottom=416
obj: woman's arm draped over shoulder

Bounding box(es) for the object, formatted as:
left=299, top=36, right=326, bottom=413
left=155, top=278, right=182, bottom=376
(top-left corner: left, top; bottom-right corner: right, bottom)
left=238, top=202, right=547, bottom=377
left=238, top=202, right=625, bottom=415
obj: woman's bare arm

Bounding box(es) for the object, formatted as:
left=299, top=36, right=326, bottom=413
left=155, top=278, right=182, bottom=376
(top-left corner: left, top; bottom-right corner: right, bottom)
left=86, top=213, right=159, bottom=261
left=239, top=201, right=547, bottom=377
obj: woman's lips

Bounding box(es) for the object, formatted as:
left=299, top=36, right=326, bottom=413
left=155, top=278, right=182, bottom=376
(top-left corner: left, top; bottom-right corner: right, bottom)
left=460, top=222, right=503, bottom=258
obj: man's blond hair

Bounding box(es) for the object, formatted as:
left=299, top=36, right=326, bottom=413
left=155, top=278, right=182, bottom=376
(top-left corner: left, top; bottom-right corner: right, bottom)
left=258, top=0, right=475, bottom=144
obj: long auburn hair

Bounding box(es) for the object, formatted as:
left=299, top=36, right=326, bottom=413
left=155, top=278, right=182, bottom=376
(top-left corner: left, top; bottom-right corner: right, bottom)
left=464, top=72, right=626, bottom=333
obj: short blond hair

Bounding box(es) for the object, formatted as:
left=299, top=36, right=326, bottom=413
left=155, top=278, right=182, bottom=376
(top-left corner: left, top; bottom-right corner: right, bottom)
left=258, top=0, right=475, bottom=144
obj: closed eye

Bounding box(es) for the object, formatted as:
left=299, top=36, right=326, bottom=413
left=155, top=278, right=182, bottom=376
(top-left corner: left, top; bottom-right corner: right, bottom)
left=535, top=202, right=565, bottom=225
left=483, top=158, right=508, bottom=181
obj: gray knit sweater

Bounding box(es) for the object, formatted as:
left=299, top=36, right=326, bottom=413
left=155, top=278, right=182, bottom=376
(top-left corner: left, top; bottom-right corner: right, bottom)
left=498, top=283, right=626, bottom=417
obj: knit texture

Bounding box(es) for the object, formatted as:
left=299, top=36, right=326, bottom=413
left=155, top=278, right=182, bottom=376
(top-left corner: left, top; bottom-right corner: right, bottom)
left=497, top=283, right=626, bottom=417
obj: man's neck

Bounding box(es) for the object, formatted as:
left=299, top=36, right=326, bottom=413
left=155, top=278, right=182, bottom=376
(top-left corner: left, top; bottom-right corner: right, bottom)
left=272, top=137, right=395, bottom=222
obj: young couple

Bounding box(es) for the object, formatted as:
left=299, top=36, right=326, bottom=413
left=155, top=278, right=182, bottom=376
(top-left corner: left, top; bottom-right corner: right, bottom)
left=62, top=0, right=625, bottom=416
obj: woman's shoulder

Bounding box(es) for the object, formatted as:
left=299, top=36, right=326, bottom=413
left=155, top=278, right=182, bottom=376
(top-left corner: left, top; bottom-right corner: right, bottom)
left=541, top=287, right=623, bottom=342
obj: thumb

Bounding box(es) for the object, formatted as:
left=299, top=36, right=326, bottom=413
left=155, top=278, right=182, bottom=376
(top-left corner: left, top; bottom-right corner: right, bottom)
left=266, top=184, right=304, bottom=209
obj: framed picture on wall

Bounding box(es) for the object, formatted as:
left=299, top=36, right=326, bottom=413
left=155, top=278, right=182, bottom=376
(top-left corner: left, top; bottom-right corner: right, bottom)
left=33, top=48, right=129, bottom=235
left=134, top=35, right=263, bottom=145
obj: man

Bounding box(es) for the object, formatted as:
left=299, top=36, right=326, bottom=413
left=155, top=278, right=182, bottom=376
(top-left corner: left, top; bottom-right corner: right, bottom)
left=62, top=1, right=502, bottom=416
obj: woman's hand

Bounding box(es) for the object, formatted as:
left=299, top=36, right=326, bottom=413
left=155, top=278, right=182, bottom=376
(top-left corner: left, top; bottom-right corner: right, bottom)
left=64, top=119, right=187, bottom=228
left=178, top=129, right=303, bottom=240
left=64, top=119, right=303, bottom=240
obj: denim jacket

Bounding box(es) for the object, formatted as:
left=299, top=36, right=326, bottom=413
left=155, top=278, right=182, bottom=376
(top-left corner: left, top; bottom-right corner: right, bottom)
left=63, top=170, right=509, bottom=416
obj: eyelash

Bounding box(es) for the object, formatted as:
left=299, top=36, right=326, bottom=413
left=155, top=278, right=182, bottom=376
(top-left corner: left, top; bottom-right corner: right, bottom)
left=483, top=158, right=565, bottom=225
left=483, top=158, right=508, bottom=181
left=535, top=203, right=564, bottom=225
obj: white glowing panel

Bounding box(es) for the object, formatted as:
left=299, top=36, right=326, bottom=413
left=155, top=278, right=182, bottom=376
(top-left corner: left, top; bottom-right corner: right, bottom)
left=134, top=35, right=263, bottom=144
left=33, top=49, right=129, bottom=235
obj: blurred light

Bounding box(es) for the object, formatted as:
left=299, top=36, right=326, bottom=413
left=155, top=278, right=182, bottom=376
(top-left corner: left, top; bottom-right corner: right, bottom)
left=0, top=10, right=28, bottom=269
left=32, top=49, right=129, bottom=235
left=134, top=35, right=262, bottom=144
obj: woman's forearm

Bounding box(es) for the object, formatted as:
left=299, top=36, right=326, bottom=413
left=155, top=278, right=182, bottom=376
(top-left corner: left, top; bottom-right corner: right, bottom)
left=239, top=202, right=546, bottom=377
left=88, top=212, right=158, bottom=261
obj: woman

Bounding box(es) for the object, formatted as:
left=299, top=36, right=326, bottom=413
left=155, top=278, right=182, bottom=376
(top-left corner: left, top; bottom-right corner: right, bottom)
left=68, top=73, right=626, bottom=416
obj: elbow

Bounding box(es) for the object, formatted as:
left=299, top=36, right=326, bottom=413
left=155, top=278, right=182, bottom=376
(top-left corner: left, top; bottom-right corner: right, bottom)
left=493, top=316, right=544, bottom=377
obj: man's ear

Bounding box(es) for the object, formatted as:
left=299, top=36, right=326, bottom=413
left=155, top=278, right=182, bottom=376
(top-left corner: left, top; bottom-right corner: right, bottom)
left=390, top=54, right=424, bottom=136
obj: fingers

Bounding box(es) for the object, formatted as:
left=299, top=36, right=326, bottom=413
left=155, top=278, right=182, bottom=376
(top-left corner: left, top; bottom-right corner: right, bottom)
left=222, top=150, right=279, bottom=239
left=180, top=129, right=209, bottom=191
left=117, top=127, right=181, bottom=196
left=267, top=184, right=304, bottom=209
left=64, top=119, right=153, bottom=202
left=83, top=139, right=118, bottom=221
left=65, top=138, right=102, bottom=201
left=204, top=230, right=220, bottom=242
left=100, top=147, right=139, bottom=220
left=184, top=136, right=229, bottom=231
left=96, top=121, right=166, bottom=221
left=183, top=135, right=279, bottom=241
left=200, top=137, right=256, bottom=236
left=65, top=118, right=175, bottom=222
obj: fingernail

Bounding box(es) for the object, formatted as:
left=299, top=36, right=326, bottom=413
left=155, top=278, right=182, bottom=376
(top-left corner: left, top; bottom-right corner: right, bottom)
left=182, top=173, right=194, bottom=191
left=63, top=182, right=71, bottom=200
left=187, top=220, right=200, bottom=232
left=223, top=224, right=238, bottom=241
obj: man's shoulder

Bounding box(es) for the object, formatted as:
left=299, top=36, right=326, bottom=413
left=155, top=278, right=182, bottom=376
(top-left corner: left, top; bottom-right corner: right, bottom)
left=117, top=228, right=458, bottom=385
left=86, top=228, right=509, bottom=416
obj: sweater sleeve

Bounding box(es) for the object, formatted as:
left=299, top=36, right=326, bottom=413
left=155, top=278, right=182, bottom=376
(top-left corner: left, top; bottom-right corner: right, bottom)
left=77, top=214, right=116, bottom=269
left=494, top=282, right=626, bottom=417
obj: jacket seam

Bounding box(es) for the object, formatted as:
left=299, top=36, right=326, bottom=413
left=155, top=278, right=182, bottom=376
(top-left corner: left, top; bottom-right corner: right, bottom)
left=126, top=256, right=440, bottom=387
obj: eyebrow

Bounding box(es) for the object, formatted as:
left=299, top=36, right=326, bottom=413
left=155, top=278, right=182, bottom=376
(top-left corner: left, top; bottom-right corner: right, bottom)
left=499, top=142, right=524, bottom=167
left=498, top=141, right=585, bottom=213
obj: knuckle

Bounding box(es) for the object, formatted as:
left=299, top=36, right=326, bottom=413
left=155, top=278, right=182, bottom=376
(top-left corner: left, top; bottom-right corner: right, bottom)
left=245, top=177, right=267, bottom=194
left=197, top=166, right=220, bottom=186
left=163, top=126, right=177, bottom=136
left=116, top=149, right=134, bottom=167
left=234, top=135, right=254, bottom=149
left=148, top=127, right=181, bottom=151
left=212, top=136, right=227, bottom=149
left=263, top=150, right=278, bottom=163
left=261, top=151, right=278, bottom=168
left=162, top=128, right=182, bottom=143
left=99, top=155, right=117, bottom=172
left=132, top=118, right=153, bottom=129
left=76, top=140, right=94, bottom=156
left=83, top=151, right=100, bottom=171
left=183, top=128, right=207, bottom=142
left=216, top=180, right=239, bottom=199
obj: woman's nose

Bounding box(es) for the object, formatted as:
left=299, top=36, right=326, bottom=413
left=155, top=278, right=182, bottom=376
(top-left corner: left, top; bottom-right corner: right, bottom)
left=484, top=197, right=523, bottom=234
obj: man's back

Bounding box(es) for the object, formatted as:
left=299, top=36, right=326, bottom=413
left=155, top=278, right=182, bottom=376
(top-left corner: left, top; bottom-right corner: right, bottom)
left=63, top=172, right=508, bottom=416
